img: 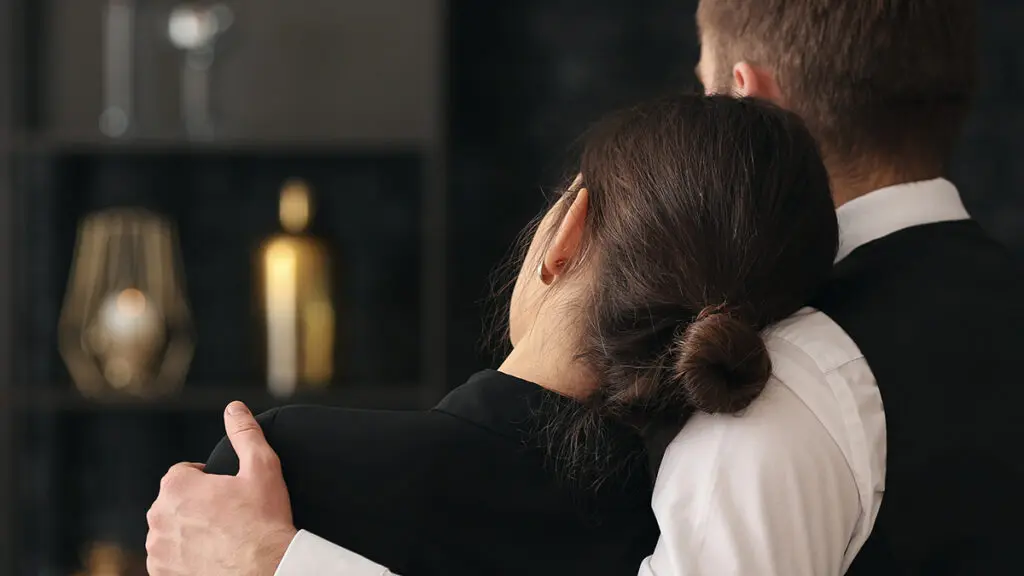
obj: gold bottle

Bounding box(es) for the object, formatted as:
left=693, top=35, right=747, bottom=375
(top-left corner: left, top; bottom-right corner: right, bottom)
left=259, top=179, right=335, bottom=397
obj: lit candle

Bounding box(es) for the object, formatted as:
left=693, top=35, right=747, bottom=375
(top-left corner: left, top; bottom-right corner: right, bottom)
left=93, top=287, right=162, bottom=389
left=101, top=288, right=153, bottom=339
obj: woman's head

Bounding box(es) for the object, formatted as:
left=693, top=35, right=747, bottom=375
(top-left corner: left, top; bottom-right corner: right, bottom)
left=503, top=94, right=837, bottom=476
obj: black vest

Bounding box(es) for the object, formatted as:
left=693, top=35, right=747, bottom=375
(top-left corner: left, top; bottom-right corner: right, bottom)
left=812, top=221, right=1024, bottom=575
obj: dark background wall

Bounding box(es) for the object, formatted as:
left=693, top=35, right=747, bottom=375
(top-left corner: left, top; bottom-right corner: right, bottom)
left=954, top=0, right=1024, bottom=247
left=446, top=0, right=1024, bottom=377
left=446, top=0, right=701, bottom=377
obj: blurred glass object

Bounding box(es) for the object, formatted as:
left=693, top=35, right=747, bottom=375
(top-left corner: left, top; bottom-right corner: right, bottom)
left=100, top=0, right=135, bottom=138
left=167, top=3, right=234, bottom=139
left=260, top=179, right=335, bottom=397
left=72, top=542, right=145, bottom=576
left=59, top=209, right=194, bottom=398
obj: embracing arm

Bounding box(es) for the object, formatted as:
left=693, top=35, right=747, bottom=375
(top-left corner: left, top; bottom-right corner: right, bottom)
left=204, top=407, right=410, bottom=576
left=638, top=381, right=862, bottom=576
left=281, top=381, right=859, bottom=576
left=203, top=378, right=862, bottom=576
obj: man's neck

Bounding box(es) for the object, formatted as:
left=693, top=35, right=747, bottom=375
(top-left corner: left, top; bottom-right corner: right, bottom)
left=832, top=176, right=900, bottom=208
left=828, top=160, right=945, bottom=208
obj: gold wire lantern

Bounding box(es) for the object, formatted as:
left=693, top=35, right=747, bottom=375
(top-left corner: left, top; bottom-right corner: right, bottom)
left=59, top=208, right=194, bottom=398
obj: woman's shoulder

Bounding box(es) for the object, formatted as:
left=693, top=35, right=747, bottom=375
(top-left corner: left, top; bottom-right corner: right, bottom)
left=204, top=404, right=460, bottom=476
left=266, top=404, right=468, bottom=458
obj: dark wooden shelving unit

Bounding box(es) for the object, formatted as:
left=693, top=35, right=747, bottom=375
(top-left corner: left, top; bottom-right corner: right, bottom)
left=0, top=0, right=448, bottom=573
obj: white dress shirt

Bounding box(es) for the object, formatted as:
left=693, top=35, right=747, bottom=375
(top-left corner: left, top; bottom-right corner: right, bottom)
left=274, top=178, right=969, bottom=576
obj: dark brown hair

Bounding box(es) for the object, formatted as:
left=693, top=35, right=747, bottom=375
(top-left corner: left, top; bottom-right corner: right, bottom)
left=697, top=0, right=977, bottom=178
left=507, top=94, right=838, bottom=486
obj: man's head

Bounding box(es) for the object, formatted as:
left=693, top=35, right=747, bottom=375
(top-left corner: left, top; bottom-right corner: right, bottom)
left=696, top=0, right=977, bottom=196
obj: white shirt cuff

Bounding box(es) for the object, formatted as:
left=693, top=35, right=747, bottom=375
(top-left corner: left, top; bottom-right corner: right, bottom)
left=274, top=530, right=393, bottom=576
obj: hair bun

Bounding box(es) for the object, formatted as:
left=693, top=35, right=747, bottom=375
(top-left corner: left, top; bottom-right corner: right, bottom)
left=672, top=307, right=772, bottom=414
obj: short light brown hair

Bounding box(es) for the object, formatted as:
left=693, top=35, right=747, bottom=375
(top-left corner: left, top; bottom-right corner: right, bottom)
left=697, top=0, right=977, bottom=177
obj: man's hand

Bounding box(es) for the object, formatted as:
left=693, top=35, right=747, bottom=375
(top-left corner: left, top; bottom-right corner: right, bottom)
left=146, top=401, right=297, bottom=576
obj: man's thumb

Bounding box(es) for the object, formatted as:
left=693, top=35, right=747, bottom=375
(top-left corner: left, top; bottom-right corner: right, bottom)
left=224, top=401, right=277, bottom=476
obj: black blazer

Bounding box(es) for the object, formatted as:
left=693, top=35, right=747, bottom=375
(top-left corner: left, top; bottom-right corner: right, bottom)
left=205, top=370, right=659, bottom=575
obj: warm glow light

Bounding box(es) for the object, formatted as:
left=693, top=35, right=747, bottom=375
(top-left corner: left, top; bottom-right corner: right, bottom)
left=93, top=287, right=161, bottom=389
left=115, top=288, right=147, bottom=317
left=101, top=288, right=156, bottom=340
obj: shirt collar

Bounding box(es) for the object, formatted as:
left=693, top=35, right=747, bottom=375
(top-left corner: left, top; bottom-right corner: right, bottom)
left=835, top=178, right=970, bottom=263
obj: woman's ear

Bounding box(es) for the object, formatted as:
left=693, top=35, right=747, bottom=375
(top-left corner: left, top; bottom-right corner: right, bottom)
left=544, top=187, right=589, bottom=279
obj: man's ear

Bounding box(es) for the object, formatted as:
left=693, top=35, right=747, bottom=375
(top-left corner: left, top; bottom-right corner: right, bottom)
left=732, top=61, right=785, bottom=105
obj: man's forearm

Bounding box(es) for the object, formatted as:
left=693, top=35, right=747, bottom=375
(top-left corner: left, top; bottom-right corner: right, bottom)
left=275, top=531, right=396, bottom=576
